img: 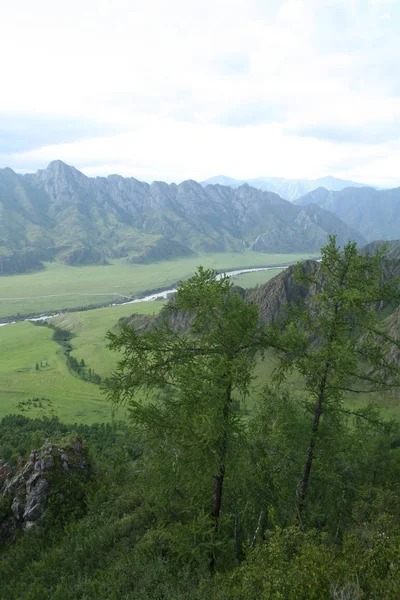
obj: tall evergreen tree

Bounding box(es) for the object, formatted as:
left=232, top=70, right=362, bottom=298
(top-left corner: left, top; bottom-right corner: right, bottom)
left=103, top=267, right=260, bottom=565
left=273, top=236, right=400, bottom=520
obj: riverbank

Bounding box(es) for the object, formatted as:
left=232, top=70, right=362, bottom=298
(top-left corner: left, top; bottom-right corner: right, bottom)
left=0, top=265, right=288, bottom=327
left=0, top=252, right=319, bottom=320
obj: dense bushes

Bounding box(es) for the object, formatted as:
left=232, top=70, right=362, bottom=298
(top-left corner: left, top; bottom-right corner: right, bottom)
left=0, top=406, right=399, bottom=599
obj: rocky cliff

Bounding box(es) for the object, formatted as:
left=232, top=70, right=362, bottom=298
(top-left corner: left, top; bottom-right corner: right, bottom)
left=0, top=439, right=91, bottom=545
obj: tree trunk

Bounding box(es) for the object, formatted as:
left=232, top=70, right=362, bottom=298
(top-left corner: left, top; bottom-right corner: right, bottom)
left=210, top=381, right=232, bottom=573
left=297, top=368, right=328, bottom=519
left=212, top=381, right=232, bottom=522
left=297, top=293, right=344, bottom=521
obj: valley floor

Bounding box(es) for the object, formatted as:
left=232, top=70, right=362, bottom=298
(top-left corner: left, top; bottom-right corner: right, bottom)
left=1, top=252, right=397, bottom=425
left=0, top=252, right=318, bottom=319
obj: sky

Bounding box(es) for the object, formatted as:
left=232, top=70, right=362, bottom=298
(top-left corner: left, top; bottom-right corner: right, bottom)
left=1, top=0, right=400, bottom=186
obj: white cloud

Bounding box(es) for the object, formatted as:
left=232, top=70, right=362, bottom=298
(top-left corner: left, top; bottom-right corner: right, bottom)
left=1, top=0, right=400, bottom=185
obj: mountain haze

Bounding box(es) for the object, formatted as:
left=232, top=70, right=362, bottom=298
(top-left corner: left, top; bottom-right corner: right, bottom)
left=294, top=186, right=400, bottom=241
left=0, top=161, right=366, bottom=274
left=201, top=175, right=367, bottom=201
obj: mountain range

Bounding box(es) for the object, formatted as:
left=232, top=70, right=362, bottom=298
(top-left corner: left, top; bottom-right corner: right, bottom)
left=294, top=186, right=400, bottom=242
left=0, top=161, right=366, bottom=275
left=201, top=175, right=367, bottom=201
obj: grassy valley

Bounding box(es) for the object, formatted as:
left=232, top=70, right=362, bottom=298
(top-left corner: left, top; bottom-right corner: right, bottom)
left=1, top=250, right=398, bottom=425
left=0, top=253, right=290, bottom=423
left=0, top=252, right=316, bottom=318
left=0, top=301, right=164, bottom=423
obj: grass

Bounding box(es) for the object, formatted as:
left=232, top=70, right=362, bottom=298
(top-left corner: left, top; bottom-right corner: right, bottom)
left=52, top=301, right=165, bottom=378
left=2, top=254, right=396, bottom=425
left=252, top=353, right=400, bottom=421
left=229, top=268, right=284, bottom=288
left=0, top=252, right=318, bottom=319
left=0, top=301, right=165, bottom=424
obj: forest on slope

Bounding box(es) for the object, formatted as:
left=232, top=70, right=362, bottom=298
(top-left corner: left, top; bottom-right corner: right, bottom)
left=0, top=238, right=399, bottom=599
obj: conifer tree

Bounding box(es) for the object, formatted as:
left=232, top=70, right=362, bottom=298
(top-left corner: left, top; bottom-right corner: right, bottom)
left=104, top=267, right=259, bottom=564
left=274, top=236, right=400, bottom=520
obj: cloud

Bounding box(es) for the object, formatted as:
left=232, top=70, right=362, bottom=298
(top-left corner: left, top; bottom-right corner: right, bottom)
left=0, top=0, right=399, bottom=185
left=0, top=114, right=122, bottom=154
left=291, top=122, right=400, bottom=145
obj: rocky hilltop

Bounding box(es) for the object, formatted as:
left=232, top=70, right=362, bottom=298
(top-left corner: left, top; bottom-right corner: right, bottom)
left=0, top=438, right=90, bottom=545
left=0, top=161, right=366, bottom=273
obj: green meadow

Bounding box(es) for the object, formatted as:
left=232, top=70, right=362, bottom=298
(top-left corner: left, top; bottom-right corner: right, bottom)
left=0, top=301, right=165, bottom=424
left=228, top=268, right=284, bottom=288
left=1, top=296, right=398, bottom=425
left=0, top=252, right=318, bottom=319
left=52, top=301, right=166, bottom=378
left=1, top=251, right=396, bottom=426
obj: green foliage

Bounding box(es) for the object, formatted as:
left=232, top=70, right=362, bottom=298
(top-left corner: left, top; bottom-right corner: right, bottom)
left=0, top=241, right=399, bottom=598
left=214, top=522, right=400, bottom=599
left=104, top=267, right=260, bottom=566
left=271, top=236, right=400, bottom=518
left=0, top=414, right=133, bottom=464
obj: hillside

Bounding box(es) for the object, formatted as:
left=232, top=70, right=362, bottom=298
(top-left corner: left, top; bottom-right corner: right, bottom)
left=0, top=161, right=365, bottom=273
left=362, top=239, right=400, bottom=260
left=122, top=249, right=400, bottom=333
left=201, top=175, right=367, bottom=201
left=294, top=186, right=400, bottom=241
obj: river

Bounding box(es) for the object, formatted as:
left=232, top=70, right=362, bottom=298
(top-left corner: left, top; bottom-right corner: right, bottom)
left=0, top=265, right=286, bottom=328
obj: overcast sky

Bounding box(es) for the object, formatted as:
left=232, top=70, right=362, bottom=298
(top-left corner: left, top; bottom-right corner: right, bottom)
left=1, top=0, right=399, bottom=185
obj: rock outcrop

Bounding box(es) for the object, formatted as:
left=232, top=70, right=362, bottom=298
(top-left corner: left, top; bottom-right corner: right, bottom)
left=246, top=259, right=318, bottom=325
left=0, top=439, right=90, bottom=545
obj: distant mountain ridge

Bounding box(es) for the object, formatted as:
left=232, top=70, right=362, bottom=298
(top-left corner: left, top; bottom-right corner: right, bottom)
left=201, top=175, right=368, bottom=201
left=294, top=186, right=400, bottom=241
left=0, top=161, right=366, bottom=274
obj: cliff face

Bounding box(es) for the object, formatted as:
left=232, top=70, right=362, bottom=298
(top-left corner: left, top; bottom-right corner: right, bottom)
left=0, top=439, right=90, bottom=545
left=245, top=260, right=319, bottom=325
left=117, top=249, right=400, bottom=354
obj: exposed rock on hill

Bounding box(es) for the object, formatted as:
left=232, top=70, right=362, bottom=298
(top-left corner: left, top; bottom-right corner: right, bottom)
left=0, top=439, right=90, bottom=545
left=246, top=260, right=319, bottom=324
left=362, top=240, right=400, bottom=261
